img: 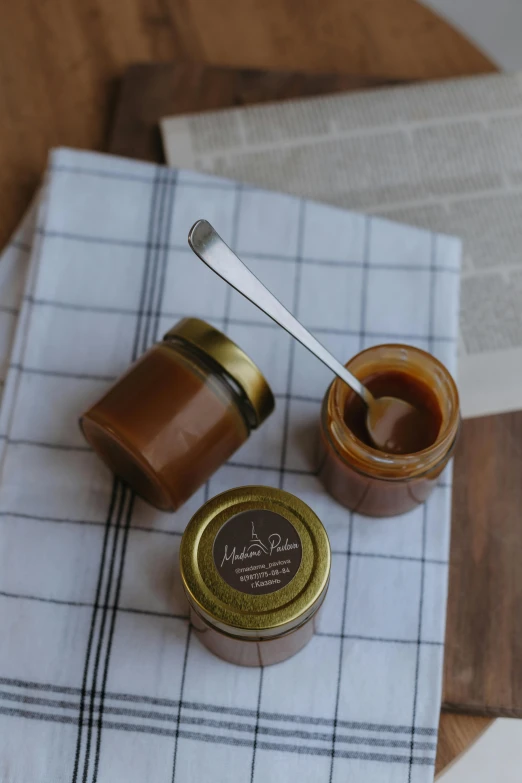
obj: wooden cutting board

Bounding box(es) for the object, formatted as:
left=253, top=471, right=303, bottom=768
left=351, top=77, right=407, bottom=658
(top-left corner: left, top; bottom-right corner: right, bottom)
left=108, top=63, right=402, bottom=163
left=108, top=62, right=522, bottom=718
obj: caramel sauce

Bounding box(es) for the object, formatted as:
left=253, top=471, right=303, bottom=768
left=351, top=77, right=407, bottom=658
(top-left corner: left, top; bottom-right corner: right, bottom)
left=189, top=605, right=318, bottom=666
left=81, top=343, right=249, bottom=510
left=319, top=349, right=459, bottom=518
left=344, top=370, right=442, bottom=454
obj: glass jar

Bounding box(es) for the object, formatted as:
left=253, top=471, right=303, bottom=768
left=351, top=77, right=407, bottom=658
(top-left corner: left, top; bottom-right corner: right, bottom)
left=180, top=486, right=331, bottom=666
left=320, top=344, right=460, bottom=517
left=80, top=318, right=274, bottom=511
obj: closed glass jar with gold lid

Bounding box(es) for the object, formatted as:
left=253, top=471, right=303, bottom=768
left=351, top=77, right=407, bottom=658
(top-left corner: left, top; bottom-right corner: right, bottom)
left=80, top=318, right=274, bottom=511
left=180, top=486, right=331, bottom=666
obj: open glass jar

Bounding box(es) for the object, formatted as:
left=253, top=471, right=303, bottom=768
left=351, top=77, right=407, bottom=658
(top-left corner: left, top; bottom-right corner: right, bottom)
left=80, top=319, right=274, bottom=511
left=319, top=344, right=460, bottom=517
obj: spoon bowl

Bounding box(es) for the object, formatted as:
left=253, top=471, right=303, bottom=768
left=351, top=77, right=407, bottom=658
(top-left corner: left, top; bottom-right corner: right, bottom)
left=366, top=395, right=431, bottom=455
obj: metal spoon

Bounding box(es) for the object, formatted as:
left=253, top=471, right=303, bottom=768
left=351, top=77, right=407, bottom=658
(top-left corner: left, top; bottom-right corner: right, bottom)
left=188, top=219, right=424, bottom=454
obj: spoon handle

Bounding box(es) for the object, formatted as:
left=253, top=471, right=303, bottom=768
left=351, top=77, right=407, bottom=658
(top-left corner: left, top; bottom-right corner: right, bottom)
left=188, top=219, right=373, bottom=407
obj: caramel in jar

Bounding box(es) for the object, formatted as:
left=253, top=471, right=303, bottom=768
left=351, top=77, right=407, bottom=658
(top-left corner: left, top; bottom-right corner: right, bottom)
left=80, top=319, right=274, bottom=511
left=320, top=344, right=460, bottom=517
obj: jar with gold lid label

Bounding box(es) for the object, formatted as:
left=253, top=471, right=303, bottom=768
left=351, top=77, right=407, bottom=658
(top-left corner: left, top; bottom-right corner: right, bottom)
left=180, top=486, right=331, bottom=666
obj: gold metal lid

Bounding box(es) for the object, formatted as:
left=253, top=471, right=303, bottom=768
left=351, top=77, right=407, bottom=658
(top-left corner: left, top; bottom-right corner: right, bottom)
left=180, top=486, right=331, bottom=639
left=164, top=318, right=274, bottom=428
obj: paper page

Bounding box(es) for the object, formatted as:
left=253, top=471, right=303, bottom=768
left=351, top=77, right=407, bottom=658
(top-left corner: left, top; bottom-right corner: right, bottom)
left=436, top=719, right=522, bottom=782
left=161, top=72, right=522, bottom=419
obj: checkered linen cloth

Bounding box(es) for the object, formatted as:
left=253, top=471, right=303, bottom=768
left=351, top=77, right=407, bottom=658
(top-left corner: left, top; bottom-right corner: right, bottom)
left=0, top=148, right=461, bottom=783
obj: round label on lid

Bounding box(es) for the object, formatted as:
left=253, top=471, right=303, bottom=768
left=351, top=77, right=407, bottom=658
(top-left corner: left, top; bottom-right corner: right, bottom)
left=213, top=509, right=302, bottom=595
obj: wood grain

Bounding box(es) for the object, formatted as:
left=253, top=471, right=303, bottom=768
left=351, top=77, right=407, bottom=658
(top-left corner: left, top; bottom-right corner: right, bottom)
left=435, top=712, right=492, bottom=775
left=0, top=0, right=494, bottom=249
left=109, top=63, right=403, bottom=162
left=445, top=411, right=522, bottom=716
left=166, top=0, right=495, bottom=79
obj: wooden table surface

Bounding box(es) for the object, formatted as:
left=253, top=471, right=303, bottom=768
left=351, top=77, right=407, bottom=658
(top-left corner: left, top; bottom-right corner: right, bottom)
left=0, top=0, right=498, bottom=775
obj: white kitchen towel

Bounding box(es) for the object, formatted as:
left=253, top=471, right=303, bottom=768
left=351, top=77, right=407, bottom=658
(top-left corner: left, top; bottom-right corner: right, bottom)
left=0, top=148, right=461, bottom=783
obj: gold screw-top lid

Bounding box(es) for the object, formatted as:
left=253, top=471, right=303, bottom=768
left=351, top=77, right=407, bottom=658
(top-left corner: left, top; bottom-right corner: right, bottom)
left=180, top=486, right=331, bottom=639
left=164, top=318, right=274, bottom=428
